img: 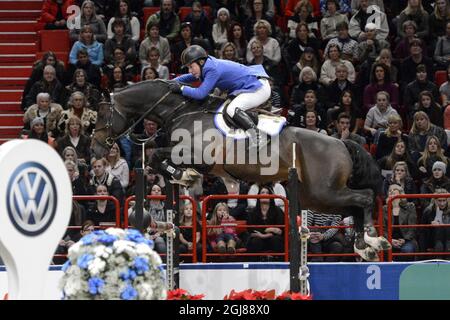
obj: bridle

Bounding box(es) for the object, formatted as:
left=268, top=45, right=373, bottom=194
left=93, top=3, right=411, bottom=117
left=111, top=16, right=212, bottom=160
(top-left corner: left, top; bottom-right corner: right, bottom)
left=92, top=88, right=173, bottom=150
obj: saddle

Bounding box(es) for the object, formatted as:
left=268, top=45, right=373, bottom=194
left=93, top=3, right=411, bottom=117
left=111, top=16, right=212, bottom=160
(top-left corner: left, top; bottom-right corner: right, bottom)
left=221, top=98, right=270, bottom=129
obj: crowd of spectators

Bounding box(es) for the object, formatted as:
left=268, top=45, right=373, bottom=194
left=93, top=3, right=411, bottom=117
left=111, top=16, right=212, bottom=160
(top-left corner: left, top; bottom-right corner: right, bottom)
left=23, top=0, right=450, bottom=262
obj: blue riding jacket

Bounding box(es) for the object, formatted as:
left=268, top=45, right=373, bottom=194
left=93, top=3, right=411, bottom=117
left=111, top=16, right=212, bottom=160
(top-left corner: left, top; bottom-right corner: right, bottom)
left=174, top=56, right=269, bottom=100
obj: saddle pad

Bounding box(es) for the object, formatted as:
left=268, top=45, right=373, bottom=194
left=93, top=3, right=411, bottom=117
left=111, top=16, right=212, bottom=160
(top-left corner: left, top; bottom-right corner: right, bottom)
left=214, top=103, right=286, bottom=140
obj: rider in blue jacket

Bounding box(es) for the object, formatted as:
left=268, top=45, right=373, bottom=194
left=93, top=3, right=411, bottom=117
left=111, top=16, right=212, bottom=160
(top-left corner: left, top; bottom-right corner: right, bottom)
left=169, top=45, right=271, bottom=147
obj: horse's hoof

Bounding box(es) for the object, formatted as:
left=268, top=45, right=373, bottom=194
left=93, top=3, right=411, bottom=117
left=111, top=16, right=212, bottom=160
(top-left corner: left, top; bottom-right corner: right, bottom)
left=354, top=244, right=380, bottom=262
left=364, top=225, right=378, bottom=237
left=377, top=236, right=392, bottom=250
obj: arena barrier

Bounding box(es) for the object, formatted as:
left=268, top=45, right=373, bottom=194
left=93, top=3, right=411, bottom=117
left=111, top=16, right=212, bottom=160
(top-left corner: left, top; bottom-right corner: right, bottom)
left=387, top=193, right=450, bottom=261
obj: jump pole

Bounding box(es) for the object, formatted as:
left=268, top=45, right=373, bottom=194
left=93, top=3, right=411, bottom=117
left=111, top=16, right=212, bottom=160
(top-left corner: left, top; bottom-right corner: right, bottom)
left=164, top=178, right=180, bottom=289
left=288, top=143, right=300, bottom=293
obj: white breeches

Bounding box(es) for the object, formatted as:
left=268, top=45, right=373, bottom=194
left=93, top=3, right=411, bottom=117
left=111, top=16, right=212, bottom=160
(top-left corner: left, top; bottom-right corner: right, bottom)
left=226, top=78, right=271, bottom=117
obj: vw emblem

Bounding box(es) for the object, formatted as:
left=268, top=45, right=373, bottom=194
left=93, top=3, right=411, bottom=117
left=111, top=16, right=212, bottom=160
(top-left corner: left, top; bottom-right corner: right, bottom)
left=6, top=162, right=57, bottom=236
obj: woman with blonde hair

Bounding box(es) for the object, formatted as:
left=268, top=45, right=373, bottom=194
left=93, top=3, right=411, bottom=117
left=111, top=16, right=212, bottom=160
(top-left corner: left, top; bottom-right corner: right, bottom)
left=106, top=142, right=129, bottom=190
left=408, top=111, right=447, bottom=159
left=69, top=0, right=107, bottom=42
left=220, top=42, right=240, bottom=62
left=375, top=114, right=408, bottom=160
left=417, top=136, right=449, bottom=179
left=69, top=24, right=104, bottom=66
left=375, top=48, right=398, bottom=83
left=246, top=19, right=281, bottom=64
left=291, top=47, right=320, bottom=82
left=56, top=115, right=91, bottom=164
left=382, top=161, right=417, bottom=199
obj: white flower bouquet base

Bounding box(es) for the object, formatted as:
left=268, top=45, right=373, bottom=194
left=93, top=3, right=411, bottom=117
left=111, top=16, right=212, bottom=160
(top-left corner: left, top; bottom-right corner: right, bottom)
left=60, top=228, right=167, bottom=300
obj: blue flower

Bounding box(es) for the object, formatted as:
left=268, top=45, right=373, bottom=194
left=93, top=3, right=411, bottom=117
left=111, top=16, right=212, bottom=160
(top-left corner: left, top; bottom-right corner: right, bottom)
left=77, top=254, right=94, bottom=269
left=81, top=233, right=96, bottom=246
left=97, top=233, right=117, bottom=245
left=125, top=229, right=146, bottom=244
left=88, top=277, right=105, bottom=295
left=133, top=256, right=149, bottom=275
left=121, top=284, right=138, bottom=300
left=144, top=239, right=154, bottom=248
left=62, top=260, right=71, bottom=272
left=120, top=269, right=137, bottom=281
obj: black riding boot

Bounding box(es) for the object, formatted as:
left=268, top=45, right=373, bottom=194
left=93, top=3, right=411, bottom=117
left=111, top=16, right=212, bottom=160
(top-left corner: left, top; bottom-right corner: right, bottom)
left=159, top=159, right=183, bottom=180
left=232, top=108, right=267, bottom=148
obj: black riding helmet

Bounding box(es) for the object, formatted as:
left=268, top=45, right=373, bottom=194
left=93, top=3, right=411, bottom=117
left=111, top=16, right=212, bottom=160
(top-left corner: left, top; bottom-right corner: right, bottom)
left=181, top=45, right=208, bottom=69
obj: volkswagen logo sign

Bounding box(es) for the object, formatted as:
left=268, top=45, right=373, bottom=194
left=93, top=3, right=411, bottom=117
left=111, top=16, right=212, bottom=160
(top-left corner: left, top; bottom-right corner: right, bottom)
left=6, top=162, right=57, bottom=236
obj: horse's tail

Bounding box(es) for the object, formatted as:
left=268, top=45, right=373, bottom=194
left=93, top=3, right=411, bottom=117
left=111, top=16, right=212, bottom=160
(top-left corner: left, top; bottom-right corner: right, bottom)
left=343, top=140, right=382, bottom=196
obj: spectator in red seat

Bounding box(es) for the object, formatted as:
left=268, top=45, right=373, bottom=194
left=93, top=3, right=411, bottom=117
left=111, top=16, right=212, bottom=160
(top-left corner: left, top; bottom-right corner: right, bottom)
left=399, top=38, right=434, bottom=89
left=356, top=22, right=390, bottom=64
left=86, top=184, right=117, bottom=225
left=104, top=46, right=137, bottom=80
left=62, top=68, right=101, bottom=111
left=227, top=22, right=247, bottom=63
left=207, top=202, right=238, bottom=253
left=409, top=112, right=448, bottom=160
left=141, top=47, right=170, bottom=80
left=419, top=189, right=450, bottom=254
left=285, top=22, right=321, bottom=68
left=243, top=0, right=275, bottom=41
left=69, top=24, right=104, bottom=66
left=288, top=0, right=319, bottom=39
left=331, top=112, right=366, bottom=145
left=182, top=1, right=213, bottom=46
left=289, top=89, right=328, bottom=130
left=246, top=19, right=281, bottom=64
left=88, top=158, right=124, bottom=206
left=145, top=0, right=180, bottom=43
left=382, top=161, right=417, bottom=200
left=413, top=91, right=444, bottom=128
left=171, top=22, right=209, bottom=72
left=107, top=0, right=140, bottom=42
left=179, top=201, right=202, bottom=258
left=105, top=142, right=130, bottom=191
left=324, top=63, right=357, bottom=109
left=24, top=65, right=64, bottom=110
left=363, top=91, right=399, bottom=141
left=286, top=0, right=320, bottom=18
left=376, top=49, right=399, bottom=84
left=66, top=48, right=102, bottom=88
left=22, top=52, right=65, bottom=110
left=417, top=136, right=449, bottom=179
left=23, top=92, right=63, bottom=138
left=420, top=162, right=450, bottom=208
left=38, top=0, right=75, bottom=30
left=383, top=183, right=418, bottom=261
left=220, top=42, right=240, bottom=63
left=404, top=64, right=439, bottom=118
left=139, top=20, right=171, bottom=66
left=363, top=62, right=399, bottom=113
left=397, top=0, right=430, bottom=41
left=320, top=0, right=349, bottom=41
left=324, top=21, right=358, bottom=65
left=319, top=44, right=355, bottom=86
left=212, top=7, right=232, bottom=53
left=106, top=66, right=128, bottom=92
left=350, top=0, right=384, bottom=14
left=246, top=186, right=284, bottom=261
left=328, top=89, right=363, bottom=133
left=430, top=0, right=450, bottom=40
left=70, top=0, right=107, bottom=42
left=58, top=91, right=97, bottom=135
left=440, top=64, right=450, bottom=108
left=64, top=159, right=87, bottom=196
left=57, top=116, right=91, bottom=164
left=21, top=117, right=56, bottom=148
left=141, top=65, right=159, bottom=80
left=305, top=110, right=329, bottom=135
left=62, top=145, right=89, bottom=181
left=291, top=48, right=320, bottom=83
left=378, top=139, right=419, bottom=179
left=320, top=0, right=352, bottom=15
left=290, top=66, right=323, bottom=106
left=247, top=39, right=283, bottom=86
left=375, top=114, right=408, bottom=160
left=104, top=19, right=137, bottom=66
left=393, top=21, right=426, bottom=63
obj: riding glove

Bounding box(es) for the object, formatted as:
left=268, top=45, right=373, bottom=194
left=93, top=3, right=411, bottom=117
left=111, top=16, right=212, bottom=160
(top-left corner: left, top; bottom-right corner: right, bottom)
left=169, top=82, right=182, bottom=94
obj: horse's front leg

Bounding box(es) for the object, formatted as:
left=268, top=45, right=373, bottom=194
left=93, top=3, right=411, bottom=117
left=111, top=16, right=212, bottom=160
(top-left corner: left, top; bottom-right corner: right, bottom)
left=150, top=147, right=183, bottom=180
left=363, top=201, right=392, bottom=252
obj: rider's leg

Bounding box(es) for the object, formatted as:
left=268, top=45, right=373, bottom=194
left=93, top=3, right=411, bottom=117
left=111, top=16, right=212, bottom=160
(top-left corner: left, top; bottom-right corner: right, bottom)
left=226, top=78, right=271, bottom=146
left=151, top=148, right=183, bottom=180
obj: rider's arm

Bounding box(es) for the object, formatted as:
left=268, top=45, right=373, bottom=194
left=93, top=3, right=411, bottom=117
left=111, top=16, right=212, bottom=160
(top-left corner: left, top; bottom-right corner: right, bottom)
left=181, top=67, right=220, bottom=100
left=174, top=73, right=197, bottom=83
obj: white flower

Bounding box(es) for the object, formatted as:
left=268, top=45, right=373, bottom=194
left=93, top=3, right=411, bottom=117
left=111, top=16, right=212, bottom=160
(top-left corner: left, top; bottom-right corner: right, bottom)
left=136, top=243, right=152, bottom=256
left=88, top=257, right=106, bottom=276
left=106, top=228, right=125, bottom=237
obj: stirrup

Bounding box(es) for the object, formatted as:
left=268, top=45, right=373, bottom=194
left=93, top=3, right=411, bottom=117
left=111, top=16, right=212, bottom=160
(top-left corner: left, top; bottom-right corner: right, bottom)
left=169, top=168, right=202, bottom=187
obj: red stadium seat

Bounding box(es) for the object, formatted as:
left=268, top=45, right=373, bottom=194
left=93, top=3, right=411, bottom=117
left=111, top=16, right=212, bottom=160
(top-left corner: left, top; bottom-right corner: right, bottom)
left=178, top=7, right=192, bottom=21
left=38, top=30, right=70, bottom=52
left=435, top=70, right=447, bottom=88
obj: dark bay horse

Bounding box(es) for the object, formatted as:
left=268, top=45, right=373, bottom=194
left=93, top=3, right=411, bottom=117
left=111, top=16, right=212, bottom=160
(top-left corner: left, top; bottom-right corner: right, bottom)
left=91, top=79, right=391, bottom=260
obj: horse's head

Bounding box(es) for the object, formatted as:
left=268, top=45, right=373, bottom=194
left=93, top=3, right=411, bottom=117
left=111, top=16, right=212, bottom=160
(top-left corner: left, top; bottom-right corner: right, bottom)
left=91, top=101, right=114, bottom=159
